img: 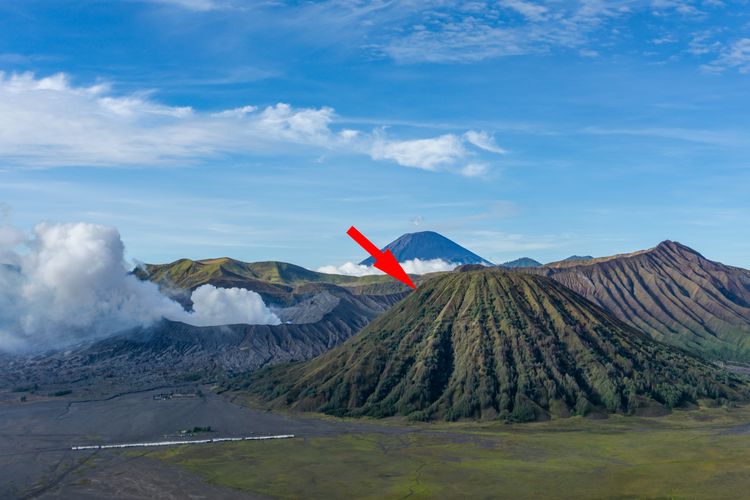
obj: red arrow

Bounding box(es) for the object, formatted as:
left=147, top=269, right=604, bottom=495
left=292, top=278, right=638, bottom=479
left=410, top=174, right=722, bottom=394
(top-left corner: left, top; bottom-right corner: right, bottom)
left=346, top=226, right=416, bottom=289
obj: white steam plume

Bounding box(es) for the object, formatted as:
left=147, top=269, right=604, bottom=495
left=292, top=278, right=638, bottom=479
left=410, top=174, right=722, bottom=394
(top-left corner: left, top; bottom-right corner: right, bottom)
left=0, top=220, right=279, bottom=353
left=184, top=285, right=281, bottom=327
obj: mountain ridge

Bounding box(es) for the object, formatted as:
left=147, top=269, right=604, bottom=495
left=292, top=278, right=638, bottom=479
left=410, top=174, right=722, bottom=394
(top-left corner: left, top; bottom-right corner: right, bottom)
left=134, top=258, right=411, bottom=307
left=501, top=257, right=542, bottom=268
left=528, top=240, right=750, bottom=361
left=237, top=267, right=747, bottom=421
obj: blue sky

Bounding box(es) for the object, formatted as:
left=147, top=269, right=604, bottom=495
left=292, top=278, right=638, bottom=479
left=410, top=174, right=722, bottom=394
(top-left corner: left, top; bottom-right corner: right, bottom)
left=1, top=0, right=749, bottom=268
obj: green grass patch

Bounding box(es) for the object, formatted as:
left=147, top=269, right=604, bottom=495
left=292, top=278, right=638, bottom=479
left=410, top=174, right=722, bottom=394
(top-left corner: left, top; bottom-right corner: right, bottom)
left=144, top=406, right=750, bottom=499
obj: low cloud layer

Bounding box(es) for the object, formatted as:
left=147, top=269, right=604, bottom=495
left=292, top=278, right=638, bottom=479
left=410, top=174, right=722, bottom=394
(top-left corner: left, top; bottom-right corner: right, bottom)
left=0, top=220, right=279, bottom=353
left=318, top=258, right=458, bottom=277
left=0, top=71, right=502, bottom=175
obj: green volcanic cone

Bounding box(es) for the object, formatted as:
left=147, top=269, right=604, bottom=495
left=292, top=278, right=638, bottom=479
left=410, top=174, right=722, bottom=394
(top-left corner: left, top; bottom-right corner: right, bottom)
left=239, top=267, right=748, bottom=421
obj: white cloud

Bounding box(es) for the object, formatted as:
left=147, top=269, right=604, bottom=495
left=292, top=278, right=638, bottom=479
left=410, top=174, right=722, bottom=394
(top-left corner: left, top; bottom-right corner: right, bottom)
left=651, top=0, right=705, bottom=17
left=460, top=163, right=489, bottom=177
left=184, top=285, right=280, bottom=326
left=0, top=72, right=341, bottom=167
left=702, top=38, right=750, bottom=74
left=144, top=0, right=221, bottom=11
left=500, top=0, right=548, bottom=21
left=370, top=134, right=466, bottom=171
left=370, top=129, right=503, bottom=173
left=317, top=258, right=458, bottom=277
left=318, top=262, right=380, bottom=277
left=135, top=0, right=736, bottom=72
left=257, top=102, right=336, bottom=144
left=0, top=219, right=280, bottom=352
left=402, top=258, right=460, bottom=274
left=462, top=230, right=567, bottom=257
left=0, top=71, right=502, bottom=175
left=373, top=1, right=641, bottom=63
left=212, top=105, right=257, bottom=118
left=652, top=34, right=677, bottom=45
left=463, top=130, right=506, bottom=154
left=0, top=210, right=24, bottom=265
left=381, top=22, right=533, bottom=64
left=687, top=29, right=723, bottom=56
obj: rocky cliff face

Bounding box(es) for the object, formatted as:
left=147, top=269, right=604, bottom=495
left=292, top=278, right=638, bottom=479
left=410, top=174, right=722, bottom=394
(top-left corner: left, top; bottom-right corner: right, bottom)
left=528, top=241, right=750, bottom=361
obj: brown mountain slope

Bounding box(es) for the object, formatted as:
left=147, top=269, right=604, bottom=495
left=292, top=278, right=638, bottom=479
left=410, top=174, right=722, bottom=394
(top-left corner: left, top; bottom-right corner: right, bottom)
left=529, top=241, right=750, bottom=361
left=237, top=268, right=747, bottom=422
left=0, top=286, right=407, bottom=392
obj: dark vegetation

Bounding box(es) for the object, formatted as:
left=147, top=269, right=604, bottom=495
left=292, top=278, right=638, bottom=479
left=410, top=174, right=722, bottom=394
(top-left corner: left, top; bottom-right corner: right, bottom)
left=235, top=268, right=749, bottom=422
left=181, top=426, right=212, bottom=434
left=179, top=372, right=203, bottom=382
left=48, top=389, right=72, bottom=397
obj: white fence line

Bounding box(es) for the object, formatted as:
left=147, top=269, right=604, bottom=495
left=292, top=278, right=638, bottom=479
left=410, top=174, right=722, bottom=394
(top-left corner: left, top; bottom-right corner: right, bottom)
left=71, top=434, right=295, bottom=450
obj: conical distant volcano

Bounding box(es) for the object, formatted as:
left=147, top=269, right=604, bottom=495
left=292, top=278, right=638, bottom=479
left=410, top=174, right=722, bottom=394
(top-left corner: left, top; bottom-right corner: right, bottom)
left=241, top=267, right=747, bottom=421
left=359, top=231, right=493, bottom=266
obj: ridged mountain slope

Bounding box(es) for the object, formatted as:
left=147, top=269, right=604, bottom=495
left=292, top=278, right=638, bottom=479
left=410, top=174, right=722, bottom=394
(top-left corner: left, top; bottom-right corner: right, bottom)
left=241, top=268, right=746, bottom=421
left=531, top=241, right=750, bottom=361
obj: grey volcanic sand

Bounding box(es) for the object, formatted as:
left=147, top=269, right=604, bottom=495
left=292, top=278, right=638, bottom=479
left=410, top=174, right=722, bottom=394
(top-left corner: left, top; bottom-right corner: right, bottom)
left=0, top=387, right=392, bottom=498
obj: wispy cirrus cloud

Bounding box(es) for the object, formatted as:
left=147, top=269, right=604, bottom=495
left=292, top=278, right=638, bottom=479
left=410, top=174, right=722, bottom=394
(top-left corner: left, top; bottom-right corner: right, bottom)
left=461, top=230, right=571, bottom=261
left=348, top=0, right=642, bottom=63
left=0, top=71, right=503, bottom=174
left=131, top=1, right=630, bottom=63
left=701, top=38, right=750, bottom=74
left=133, top=0, right=745, bottom=73
left=140, top=0, right=223, bottom=11
left=463, top=131, right=506, bottom=154
left=583, top=125, right=749, bottom=147
left=500, top=0, right=549, bottom=22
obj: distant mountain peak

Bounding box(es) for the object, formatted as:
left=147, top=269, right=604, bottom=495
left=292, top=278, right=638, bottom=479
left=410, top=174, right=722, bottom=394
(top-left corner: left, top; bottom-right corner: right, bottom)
left=501, top=257, right=542, bottom=268
left=563, top=255, right=594, bottom=261
left=359, top=231, right=493, bottom=266
left=455, top=264, right=486, bottom=272
left=544, top=242, right=712, bottom=270
left=654, top=240, right=704, bottom=258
